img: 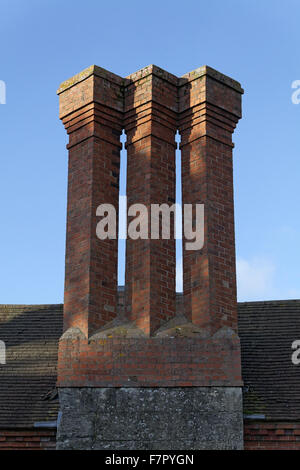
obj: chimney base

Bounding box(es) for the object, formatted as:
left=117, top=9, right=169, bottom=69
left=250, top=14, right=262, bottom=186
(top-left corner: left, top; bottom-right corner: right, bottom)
left=56, top=387, right=243, bottom=450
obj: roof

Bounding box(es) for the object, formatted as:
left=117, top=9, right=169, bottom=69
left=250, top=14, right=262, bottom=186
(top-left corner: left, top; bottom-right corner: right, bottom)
left=0, top=304, right=63, bottom=428
left=0, top=299, right=299, bottom=427
left=238, top=300, right=300, bottom=421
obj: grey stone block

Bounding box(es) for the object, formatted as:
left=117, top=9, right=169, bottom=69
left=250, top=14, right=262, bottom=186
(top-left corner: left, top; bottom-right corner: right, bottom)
left=57, top=387, right=244, bottom=450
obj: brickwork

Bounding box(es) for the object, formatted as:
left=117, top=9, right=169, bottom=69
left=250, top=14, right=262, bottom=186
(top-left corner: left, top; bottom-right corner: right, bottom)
left=0, top=429, right=56, bottom=450
left=57, top=64, right=243, bottom=389
left=58, top=66, right=123, bottom=338
left=6, top=421, right=300, bottom=451
left=244, top=421, right=300, bottom=450
left=6, top=421, right=300, bottom=450
left=179, top=68, right=242, bottom=334
left=57, top=332, right=242, bottom=387
left=124, top=67, right=177, bottom=335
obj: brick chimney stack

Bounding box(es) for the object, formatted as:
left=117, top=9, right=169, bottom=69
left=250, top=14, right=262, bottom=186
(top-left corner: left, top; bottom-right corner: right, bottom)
left=56, top=65, right=244, bottom=450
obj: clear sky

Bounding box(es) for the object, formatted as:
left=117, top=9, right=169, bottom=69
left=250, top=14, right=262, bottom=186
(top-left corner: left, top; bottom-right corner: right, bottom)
left=0, top=0, right=300, bottom=304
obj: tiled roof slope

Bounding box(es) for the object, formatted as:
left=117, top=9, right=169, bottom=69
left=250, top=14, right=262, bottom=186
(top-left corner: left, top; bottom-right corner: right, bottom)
left=0, top=300, right=299, bottom=427
left=0, top=304, right=63, bottom=428
left=238, top=300, right=300, bottom=421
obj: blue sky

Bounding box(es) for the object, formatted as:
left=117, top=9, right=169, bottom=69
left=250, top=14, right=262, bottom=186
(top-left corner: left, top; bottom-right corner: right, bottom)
left=0, top=0, right=300, bottom=304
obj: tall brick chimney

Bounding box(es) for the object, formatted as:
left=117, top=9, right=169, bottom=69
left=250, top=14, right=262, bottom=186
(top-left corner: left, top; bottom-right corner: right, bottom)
left=56, top=65, right=244, bottom=450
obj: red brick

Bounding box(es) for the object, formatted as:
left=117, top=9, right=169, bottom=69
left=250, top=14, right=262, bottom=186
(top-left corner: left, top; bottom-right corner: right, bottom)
left=57, top=65, right=243, bottom=388
left=244, top=422, right=300, bottom=450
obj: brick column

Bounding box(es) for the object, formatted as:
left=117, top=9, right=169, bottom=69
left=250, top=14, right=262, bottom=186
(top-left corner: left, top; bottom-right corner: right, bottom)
left=124, top=66, right=177, bottom=335
left=178, top=66, right=243, bottom=334
left=57, top=66, right=123, bottom=337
